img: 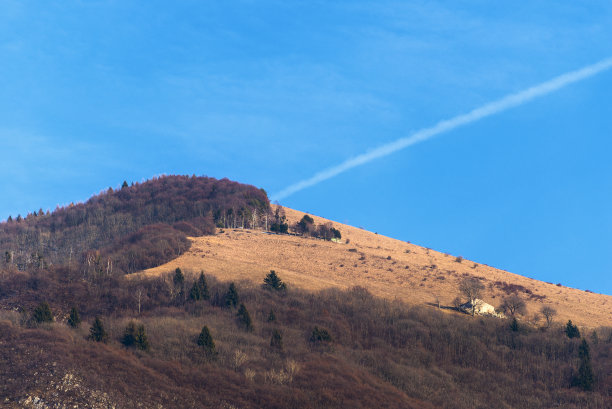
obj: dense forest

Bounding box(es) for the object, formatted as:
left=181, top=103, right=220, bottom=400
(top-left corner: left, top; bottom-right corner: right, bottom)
left=0, top=175, right=270, bottom=274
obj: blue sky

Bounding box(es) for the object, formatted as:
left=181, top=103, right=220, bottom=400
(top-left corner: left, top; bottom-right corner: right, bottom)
left=1, top=1, right=611, bottom=294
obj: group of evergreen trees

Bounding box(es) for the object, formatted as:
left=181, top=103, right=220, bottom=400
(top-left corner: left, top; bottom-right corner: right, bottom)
left=269, top=208, right=342, bottom=241
left=293, top=214, right=342, bottom=241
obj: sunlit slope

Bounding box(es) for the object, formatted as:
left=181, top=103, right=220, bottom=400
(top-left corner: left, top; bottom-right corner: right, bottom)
left=140, top=206, right=612, bottom=328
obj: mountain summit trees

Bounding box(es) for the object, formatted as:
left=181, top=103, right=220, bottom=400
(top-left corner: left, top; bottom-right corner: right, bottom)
left=0, top=175, right=270, bottom=275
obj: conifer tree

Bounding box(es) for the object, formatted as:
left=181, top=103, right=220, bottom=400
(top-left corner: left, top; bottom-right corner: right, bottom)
left=197, top=271, right=209, bottom=300
left=197, top=325, right=215, bottom=356
left=32, top=302, right=53, bottom=323
left=270, top=329, right=283, bottom=351
left=122, top=180, right=129, bottom=189
left=565, top=320, right=581, bottom=338
left=263, top=270, right=286, bottom=291
left=574, top=339, right=594, bottom=391
left=89, top=317, right=108, bottom=343
left=309, top=326, right=332, bottom=344
left=135, top=324, right=150, bottom=351
left=189, top=280, right=202, bottom=301
left=67, top=306, right=81, bottom=328
left=173, top=267, right=185, bottom=287
left=510, top=317, right=519, bottom=332
left=237, top=303, right=253, bottom=331
left=121, top=321, right=137, bottom=347
left=267, top=310, right=276, bottom=322
left=224, top=282, right=239, bottom=308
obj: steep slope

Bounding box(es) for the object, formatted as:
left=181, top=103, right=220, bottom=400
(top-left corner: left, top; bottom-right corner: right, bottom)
left=140, top=206, right=612, bottom=328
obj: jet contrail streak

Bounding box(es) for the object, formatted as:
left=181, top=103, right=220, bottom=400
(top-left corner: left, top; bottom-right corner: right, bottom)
left=271, top=57, right=612, bottom=202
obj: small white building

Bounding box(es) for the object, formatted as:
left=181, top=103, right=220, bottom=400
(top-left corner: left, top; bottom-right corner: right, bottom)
left=460, top=299, right=505, bottom=318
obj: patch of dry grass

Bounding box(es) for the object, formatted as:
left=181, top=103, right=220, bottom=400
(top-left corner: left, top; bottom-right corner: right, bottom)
left=137, top=206, right=612, bottom=328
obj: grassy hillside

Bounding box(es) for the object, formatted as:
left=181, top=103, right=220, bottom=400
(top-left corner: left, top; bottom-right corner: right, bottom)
left=141, top=206, right=612, bottom=329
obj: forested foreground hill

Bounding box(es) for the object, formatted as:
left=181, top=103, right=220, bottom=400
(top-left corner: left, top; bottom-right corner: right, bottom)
left=0, top=176, right=611, bottom=408
left=0, top=276, right=611, bottom=408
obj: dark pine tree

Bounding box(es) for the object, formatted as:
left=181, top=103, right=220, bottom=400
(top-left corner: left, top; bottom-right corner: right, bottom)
left=510, top=317, right=519, bottom=332
left=32, top=302, right=53, bottom=323
left=173, top=267, right=185, bottom=288
left=67, top=306, right=81, bottom=328
left=197, top=325, right=215, bottom=356
left=224, top=282, right=239, bottom=308
left=121, top=322, right=137, bottom=347
left=267, top=310, right=276, bottom=322
left=263, top=270, right=286, bottom=291
left=565, top=320, right=581, bottom=339
left=197, top=271, right=210, bottom=300
left=135, top=324, right=150, bottom=351
left=270, top=329, right=283, bottom=351
left=309, top=326, right=332, bottom=344
left=237, top=303, right=253, bottom=331
left=575, top=338, right=594, bottom=391
left=189, top=281, right=202, bottom=301
left=122, top=180, right=129, bottom=189
left=89, top=317, right=108, bottom=343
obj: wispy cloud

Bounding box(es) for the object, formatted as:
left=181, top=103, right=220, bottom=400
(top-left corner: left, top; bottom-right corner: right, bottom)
left=272, top=57, right=612, bottom=201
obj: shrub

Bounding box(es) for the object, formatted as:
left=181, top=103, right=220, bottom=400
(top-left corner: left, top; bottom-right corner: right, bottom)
left=270, top=329, right=283, bottom=351
left=197, top=325, right=215, bottom=356
left=331, top=227, right=341, bottom=240
left=67, top=306, right=81, bottom=328
left=309, top=326, right=332, bottom=344
left=510, top=317, right=519, bottom=332
left=237, top=304, right=253, bottom=332
left=135, top=324, right=150, bottom=351
left=121, top=321, right=137, bottom=347
left=89, top=316, right=108, bottom=343
left=32, top=301, right=53, bottom=323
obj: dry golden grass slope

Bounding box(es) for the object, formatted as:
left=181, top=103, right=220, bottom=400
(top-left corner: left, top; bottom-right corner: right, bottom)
left=139, top=206, right=612, bottom=328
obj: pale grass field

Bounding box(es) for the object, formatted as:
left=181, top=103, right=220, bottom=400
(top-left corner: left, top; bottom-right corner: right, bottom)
left=138, top=206, right=612, bottom=329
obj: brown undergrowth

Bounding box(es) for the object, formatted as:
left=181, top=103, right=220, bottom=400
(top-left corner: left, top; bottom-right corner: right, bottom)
left=1, top=269, right=611, bottom=408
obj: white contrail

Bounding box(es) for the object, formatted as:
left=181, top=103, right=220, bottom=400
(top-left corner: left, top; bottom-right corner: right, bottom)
left=271, top=57, right=612, bottom=202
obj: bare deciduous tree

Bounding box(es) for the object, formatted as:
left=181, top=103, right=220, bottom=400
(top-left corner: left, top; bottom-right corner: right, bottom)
left=135, top=287, right=145, bottom=315
left=540, top=306, right=557, bottom=328
left=501, top=294, right=527, bottom=316
left=459, top=277, right=485, bottom=316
